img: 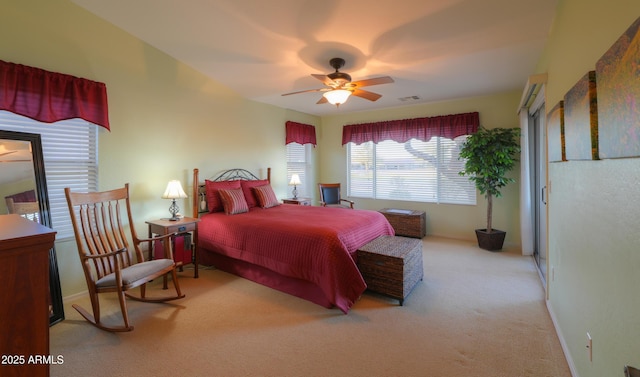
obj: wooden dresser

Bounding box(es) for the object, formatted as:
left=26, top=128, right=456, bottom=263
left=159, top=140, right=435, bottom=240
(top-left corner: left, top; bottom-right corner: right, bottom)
left=0, top=214, right=56, bottom=377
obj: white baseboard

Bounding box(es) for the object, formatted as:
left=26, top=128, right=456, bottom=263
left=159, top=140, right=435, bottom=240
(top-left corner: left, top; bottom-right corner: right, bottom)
left=63, top=290, right=88, bottom=303
left=546, top=299, right=579, bottom=377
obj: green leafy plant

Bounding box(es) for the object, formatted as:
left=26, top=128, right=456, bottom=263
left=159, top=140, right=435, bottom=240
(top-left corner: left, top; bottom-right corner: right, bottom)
left=459, top=126, right=521, bottom=233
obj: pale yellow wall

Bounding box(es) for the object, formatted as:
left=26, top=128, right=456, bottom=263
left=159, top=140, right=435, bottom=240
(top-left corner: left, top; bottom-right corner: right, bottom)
left=538, top=0, right=640, bottom=375
left=0, top=178, right=37, bottom=214
left=2, top=0, right=319, bottom=297
left=318, top=91, right=522, bottom=246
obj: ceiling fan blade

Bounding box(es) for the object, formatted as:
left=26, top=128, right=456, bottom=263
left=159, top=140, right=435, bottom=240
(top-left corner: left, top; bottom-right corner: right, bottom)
left=286, top=59, right=393, bottom=105
left=281, top=88, right=324, bottom=96
left=312, top=74, right=337, bottom=87
left=350, top=76, right=394, bottom=88
left=352, top=89, right=382, bottom=102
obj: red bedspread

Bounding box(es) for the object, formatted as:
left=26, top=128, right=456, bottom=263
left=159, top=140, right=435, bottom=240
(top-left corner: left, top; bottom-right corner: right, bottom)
left=198, top=204, right=394, bottom=313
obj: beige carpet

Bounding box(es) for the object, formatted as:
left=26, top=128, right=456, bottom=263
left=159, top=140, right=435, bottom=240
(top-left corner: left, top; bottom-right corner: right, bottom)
left=50, top=237, right=571, bottom=377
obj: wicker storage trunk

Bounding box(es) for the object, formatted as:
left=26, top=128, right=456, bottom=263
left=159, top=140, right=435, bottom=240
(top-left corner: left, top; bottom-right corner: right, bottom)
left=379, top=208, right=426, bottom=238
left=357, top=235, right=423, bottom=305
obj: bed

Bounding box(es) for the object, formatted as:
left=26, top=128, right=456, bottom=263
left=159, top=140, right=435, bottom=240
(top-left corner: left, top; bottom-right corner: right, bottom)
left=192, top=168, right=394, bottom=313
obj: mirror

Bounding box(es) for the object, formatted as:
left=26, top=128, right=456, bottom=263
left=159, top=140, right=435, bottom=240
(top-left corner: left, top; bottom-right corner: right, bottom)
left=0, top=130, right=64, bottom=326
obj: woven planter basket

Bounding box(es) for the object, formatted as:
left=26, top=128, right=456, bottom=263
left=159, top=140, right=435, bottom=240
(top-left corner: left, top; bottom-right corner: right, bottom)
left=475, top=229, right=506, bottom=251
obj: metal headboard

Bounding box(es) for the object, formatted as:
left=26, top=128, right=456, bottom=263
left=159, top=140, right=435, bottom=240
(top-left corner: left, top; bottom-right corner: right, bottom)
left=192, top=168, right=271, bottom=217
left=212, top=168, right=260, bottom=182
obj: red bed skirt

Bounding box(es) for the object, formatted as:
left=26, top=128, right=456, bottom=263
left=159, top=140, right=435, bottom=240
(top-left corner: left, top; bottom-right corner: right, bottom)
left=199, top=249, right=336, bottom=310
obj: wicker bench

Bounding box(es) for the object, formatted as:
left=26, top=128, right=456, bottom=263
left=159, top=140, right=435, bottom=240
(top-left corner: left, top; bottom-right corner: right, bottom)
left=357, top=235, right=423, bottom=305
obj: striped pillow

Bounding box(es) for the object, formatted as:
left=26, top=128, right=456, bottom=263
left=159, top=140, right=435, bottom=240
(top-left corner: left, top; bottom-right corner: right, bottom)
left=218, top=188, right=249, bottom=215
left=253, top=184, right=280, bottom=209
left=240, top=179, right=269, bottom=208
left=205, top=180, right=241, bottom=213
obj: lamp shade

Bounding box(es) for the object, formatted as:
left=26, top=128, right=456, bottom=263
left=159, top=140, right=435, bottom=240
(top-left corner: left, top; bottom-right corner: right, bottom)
left=323, top=89, right=352, bottom=105
left=289, top=174, right=301, bottom=185
left=162, top=180, right=187, bottom=199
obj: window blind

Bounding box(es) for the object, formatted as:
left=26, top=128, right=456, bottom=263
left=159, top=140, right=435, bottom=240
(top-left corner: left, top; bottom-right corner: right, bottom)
left=286, top=142, right=309, bottom=197
left=348, top=136, right=475, bottom=205
left=0, top=110, right=98, bottom=239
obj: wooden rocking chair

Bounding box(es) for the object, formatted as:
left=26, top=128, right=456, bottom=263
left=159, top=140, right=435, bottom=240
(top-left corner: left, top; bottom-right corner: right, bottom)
left=65, top=184, right=185, bottom=332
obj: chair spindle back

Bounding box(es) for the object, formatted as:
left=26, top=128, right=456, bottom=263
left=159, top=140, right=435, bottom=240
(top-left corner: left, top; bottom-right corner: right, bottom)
left=66, top=185, right=138, bottom=281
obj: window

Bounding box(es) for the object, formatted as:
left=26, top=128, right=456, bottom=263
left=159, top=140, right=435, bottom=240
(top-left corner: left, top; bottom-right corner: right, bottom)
left=347, top=136, right=476, bottom=205
left=0, top=111, right=99, bottom=239
left=286, top=142, right=311, bottom=197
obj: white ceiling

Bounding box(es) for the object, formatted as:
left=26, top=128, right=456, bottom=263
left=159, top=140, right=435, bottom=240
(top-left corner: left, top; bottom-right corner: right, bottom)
left=0, top=141, right=35, bottom=186
left=71, top=0, right=557, bottom=116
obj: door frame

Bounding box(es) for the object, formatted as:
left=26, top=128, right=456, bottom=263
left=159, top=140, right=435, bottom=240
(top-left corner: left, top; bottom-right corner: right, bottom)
left=528, top=86, right=548, bottom=290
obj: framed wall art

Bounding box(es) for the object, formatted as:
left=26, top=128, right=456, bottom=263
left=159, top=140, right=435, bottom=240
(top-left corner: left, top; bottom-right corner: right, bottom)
left=596, top=16, right=640, bottom=159
left=563, top=71, right=599, bottom=160
left=547, top=101, right=565, bottom=163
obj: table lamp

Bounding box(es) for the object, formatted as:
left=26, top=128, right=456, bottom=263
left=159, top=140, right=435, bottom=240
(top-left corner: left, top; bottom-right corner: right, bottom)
left=162, top=180, right=188, bottom=220
left=289, top=174, right=301, bottom=199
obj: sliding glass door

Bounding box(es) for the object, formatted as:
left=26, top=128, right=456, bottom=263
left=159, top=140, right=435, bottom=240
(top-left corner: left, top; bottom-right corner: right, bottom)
left=531, top=105, right=548, bottom=282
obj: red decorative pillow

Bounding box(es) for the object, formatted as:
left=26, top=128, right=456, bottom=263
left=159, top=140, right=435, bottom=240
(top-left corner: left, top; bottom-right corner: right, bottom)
left=217, top=188, right=249, bottom=215
left=240, top=179, right=269, bottom=208
left=253, top=184, right=280, bottom=209
left=205, top=180, right=241, bottom=213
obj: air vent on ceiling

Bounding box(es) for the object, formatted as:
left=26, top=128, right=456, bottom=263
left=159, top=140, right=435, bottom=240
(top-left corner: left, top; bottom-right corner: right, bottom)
left=398, top=95, right=421, bottom=102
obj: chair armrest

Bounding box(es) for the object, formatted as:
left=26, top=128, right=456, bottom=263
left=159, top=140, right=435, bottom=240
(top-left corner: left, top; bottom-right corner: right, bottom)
left=136, top=232, right=176, bottom=244
left=84, top=248, right=128, bottom=279
left=135, top=232, right=178, bottom=261
left=339, top=198, right=355, bottom=208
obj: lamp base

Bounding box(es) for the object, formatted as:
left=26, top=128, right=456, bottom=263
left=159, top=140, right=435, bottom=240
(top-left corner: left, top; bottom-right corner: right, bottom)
left=168, top=199, right=180, bottom=221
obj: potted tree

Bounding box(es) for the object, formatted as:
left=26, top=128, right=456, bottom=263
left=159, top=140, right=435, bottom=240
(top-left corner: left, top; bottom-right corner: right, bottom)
left=458, top=126, right=520, bottom=251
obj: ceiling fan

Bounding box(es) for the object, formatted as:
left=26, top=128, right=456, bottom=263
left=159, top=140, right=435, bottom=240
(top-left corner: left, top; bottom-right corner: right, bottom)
left=282, top=58, right=394, bottom=106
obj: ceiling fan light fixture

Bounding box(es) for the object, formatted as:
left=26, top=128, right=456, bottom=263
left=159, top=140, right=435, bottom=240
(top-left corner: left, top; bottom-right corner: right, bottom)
left=323, top=89, right=351, bottom=106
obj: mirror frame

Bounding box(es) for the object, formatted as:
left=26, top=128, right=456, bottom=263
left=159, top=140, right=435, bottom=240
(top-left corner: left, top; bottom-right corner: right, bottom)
left=0, top=130, right=64, bottom=325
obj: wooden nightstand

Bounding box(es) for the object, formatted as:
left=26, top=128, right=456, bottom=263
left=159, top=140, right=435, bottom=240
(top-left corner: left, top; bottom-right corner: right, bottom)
left=146, top=217, right=200, bottom=278
left=282, top=197, right=312, bottom=206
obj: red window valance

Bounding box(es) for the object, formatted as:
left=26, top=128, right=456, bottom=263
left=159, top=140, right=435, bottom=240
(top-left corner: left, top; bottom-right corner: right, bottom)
left=285, top=121, right=317, bottom=146
left=342, top=112, right=479, bottom=145
left=0, top=60, right=110, bottom=131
